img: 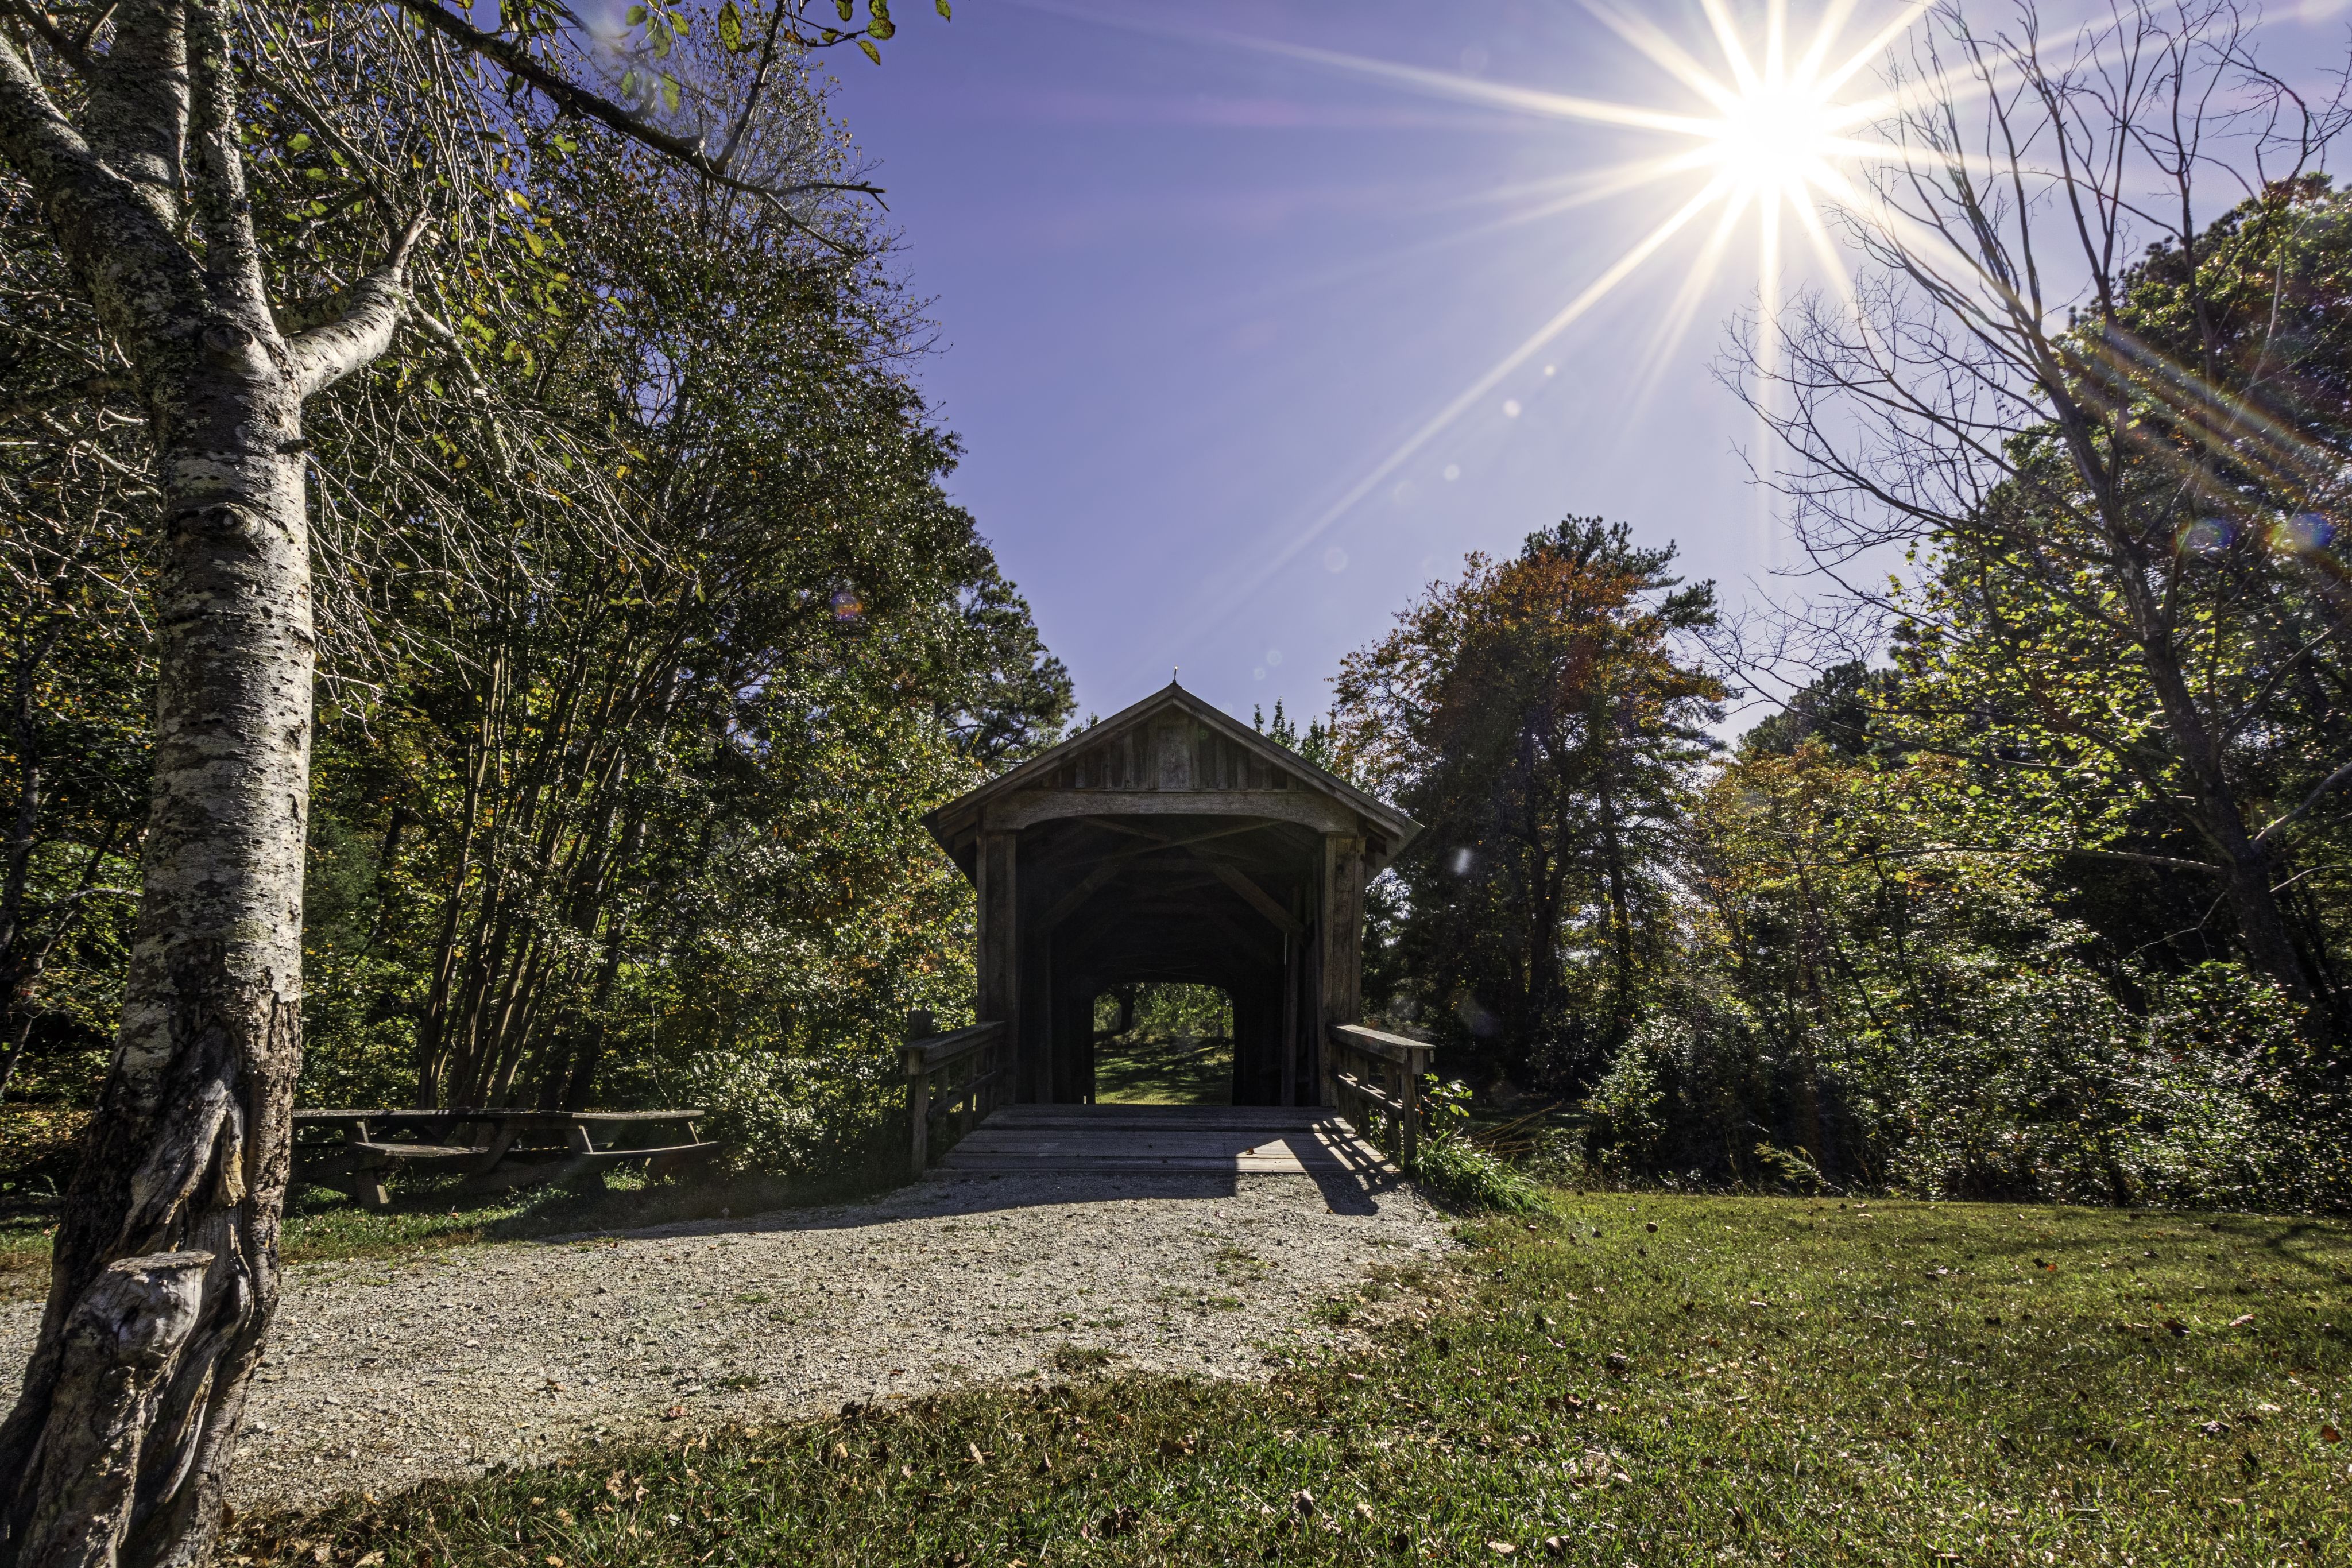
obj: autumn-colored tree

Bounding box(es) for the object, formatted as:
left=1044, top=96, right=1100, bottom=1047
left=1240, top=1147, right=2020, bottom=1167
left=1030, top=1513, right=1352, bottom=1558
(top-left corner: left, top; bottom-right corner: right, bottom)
left=1333, top=518, right=1722, bottom=1084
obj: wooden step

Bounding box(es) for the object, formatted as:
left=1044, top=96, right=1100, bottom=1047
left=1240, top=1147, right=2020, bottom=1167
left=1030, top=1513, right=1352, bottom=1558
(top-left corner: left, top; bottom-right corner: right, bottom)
left=930, top=1102, right=1392, bottom=1177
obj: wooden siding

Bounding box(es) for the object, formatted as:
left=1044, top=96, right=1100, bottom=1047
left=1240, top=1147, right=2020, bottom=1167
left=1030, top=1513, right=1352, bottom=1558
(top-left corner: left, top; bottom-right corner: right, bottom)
left=1043, top=713, right=1297, bottom=793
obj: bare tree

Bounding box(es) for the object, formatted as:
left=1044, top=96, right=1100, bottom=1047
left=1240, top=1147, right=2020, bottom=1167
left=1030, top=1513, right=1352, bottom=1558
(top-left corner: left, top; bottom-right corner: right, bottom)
left=0, top=3, right=917, bottom=1563
left=1732, top=0, right=2352, bottom=1035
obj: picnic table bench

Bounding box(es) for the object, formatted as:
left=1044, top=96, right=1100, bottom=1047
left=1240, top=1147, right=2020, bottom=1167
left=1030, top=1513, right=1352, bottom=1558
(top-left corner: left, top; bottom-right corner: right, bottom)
left=293, top=1107, right=717, bottom=1210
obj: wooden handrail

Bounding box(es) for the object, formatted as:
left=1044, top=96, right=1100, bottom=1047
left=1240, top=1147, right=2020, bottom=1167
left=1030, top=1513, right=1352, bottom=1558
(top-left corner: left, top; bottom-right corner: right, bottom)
left=902, top=1020, right=1011, bottom=1175
left=1328, top=1024, right=1435, bottom=1170
left=902, top=1023, right=1004, bottom=1074
left=1329, top=1023, right=1434, bottom=1068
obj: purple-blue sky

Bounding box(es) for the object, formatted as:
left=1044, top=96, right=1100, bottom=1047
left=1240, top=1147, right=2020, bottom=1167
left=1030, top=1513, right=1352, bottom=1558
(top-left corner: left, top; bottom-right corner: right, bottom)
left=818, top=0, right=2351, bottom=729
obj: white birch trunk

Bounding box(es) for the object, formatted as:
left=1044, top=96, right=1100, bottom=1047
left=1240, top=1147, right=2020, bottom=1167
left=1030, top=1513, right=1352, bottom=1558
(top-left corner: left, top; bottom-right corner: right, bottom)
left=0, top=7, right=415, bottom=1562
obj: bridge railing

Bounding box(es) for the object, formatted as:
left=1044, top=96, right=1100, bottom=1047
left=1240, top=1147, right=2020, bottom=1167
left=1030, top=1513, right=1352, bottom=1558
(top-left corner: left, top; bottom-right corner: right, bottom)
left=1328, top=1023, right=1436, bottom=1170
left=903, top=1020, right=1011, bottom=1175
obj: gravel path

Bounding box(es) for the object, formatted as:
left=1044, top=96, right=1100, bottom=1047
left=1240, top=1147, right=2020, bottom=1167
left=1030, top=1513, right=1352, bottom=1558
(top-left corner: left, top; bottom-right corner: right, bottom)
left=1, top=1171, right=1455, bottom=1509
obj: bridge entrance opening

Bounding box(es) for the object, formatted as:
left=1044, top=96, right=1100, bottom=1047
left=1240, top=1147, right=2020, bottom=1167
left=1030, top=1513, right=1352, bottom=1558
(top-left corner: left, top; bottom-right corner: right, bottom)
left=1090, top=983, right=1234, bottom=1105
left=925, top=682, right=1421, bottom=1108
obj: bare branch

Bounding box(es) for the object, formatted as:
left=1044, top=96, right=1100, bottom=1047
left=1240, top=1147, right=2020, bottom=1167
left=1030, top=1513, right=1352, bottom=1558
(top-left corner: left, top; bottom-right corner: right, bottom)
left=285, top=208, right=432, bottom=398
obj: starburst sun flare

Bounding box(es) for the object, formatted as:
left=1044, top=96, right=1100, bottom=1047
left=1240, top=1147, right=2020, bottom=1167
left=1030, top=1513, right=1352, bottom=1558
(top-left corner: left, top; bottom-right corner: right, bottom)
left=1236, top=1, right=1921, bottom=591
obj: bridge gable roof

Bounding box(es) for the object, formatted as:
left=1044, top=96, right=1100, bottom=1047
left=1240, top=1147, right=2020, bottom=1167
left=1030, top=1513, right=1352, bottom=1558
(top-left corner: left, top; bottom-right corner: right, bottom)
left=926, top=682, right=1420, bottom=874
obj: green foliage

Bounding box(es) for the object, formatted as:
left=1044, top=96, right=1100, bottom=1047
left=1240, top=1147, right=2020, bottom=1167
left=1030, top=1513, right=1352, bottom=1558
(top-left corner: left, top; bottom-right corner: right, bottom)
left=1333, top=517, right=1722, bottom=1087
left=1576, top=731, right=2352, bottom=1212
left=226, top=1195, right=2352, bottom=1566
left=1093, top=982, right=1231, bottom=1042
left=3, top=13, right=1068, bottom=1183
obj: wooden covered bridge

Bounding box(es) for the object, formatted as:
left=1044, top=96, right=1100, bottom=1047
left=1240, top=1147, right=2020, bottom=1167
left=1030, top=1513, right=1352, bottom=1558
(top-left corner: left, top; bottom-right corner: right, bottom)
left=901, top=683, right=1435, bottom=1180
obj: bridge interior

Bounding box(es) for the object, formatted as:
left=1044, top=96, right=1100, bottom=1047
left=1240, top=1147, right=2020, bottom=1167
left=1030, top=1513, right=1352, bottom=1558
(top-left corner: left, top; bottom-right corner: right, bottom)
left=1027, top=812, right=1318, bottom=1105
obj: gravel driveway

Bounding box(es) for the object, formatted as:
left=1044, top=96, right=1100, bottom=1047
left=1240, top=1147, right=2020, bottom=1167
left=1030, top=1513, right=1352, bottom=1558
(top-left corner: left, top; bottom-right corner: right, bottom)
left=1, top=1171, right=1455, bottom=1509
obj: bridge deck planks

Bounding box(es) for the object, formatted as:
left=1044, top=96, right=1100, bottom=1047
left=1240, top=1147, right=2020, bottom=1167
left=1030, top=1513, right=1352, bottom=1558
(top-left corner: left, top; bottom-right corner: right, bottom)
left=931, top=1103, right=1391, bottom=1176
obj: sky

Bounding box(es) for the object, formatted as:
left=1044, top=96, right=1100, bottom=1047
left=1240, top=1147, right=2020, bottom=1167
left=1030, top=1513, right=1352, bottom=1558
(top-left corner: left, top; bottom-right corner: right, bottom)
left=817, top=0, right=2352, bottom=731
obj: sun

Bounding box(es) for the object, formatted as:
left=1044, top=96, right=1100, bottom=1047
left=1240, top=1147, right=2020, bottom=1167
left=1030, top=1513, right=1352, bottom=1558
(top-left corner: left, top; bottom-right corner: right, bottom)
left=1221, top=2, right=1922, bottom=583
left=1709, top=78, right=1850, bottom=202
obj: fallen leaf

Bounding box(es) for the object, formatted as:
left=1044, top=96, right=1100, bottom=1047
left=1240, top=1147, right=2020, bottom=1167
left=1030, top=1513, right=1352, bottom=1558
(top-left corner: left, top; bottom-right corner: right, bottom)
left=355, top=1555, right=384, bottom=1567
left=2321, top=1424, right=2342, bottom=1445
left=2165, top=1318, right=2189, bottom=1336
left=968, top=1441, right=986, bottom=1466
left=662, top=1406, right=686, bottom=1420
left=1487, top=1544, right=1516, bottom=1557
left=2228, top=1314, right=2255, bottom=1329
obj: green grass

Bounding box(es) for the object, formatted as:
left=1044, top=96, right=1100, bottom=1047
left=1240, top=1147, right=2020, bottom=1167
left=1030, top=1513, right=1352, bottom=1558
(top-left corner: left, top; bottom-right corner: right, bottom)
left=1092, top=1032, right=1233, bottom=1105
left=225, top=1191, right=2352, bottom=1566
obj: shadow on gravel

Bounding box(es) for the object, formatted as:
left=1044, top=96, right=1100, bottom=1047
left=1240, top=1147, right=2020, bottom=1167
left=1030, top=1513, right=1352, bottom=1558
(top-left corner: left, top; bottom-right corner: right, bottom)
left=546, top=1162, right=1422, bottom=1250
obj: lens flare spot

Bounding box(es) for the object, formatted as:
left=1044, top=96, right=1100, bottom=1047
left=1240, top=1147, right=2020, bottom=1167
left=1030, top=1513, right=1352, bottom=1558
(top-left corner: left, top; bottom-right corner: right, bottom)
left=2276, top=512, right=2335, bottom=552
left=2180, top=518, right=2235, bottom=557
left=1502, top=398, right=1523, bottom=418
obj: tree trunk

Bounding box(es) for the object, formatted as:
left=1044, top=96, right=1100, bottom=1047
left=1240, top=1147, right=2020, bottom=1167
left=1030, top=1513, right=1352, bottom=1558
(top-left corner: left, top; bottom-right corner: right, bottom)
left=0, top=350, right=316, bottom=1568
left=11, top=1253, right=213, bottom=1568
left=2138, top=629, right=2335, bottom=1039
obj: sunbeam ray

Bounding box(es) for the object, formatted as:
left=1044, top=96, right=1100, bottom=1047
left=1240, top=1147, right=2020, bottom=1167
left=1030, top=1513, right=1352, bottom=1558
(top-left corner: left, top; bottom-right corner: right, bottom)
left=1218, top=178, right=1738, bottom=613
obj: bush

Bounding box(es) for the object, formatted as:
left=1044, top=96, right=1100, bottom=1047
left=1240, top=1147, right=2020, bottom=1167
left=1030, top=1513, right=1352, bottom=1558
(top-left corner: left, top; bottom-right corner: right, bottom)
left=684, top=1041, right=903, bottom=1183
left=1579, top=950, right=2352, bottom=1214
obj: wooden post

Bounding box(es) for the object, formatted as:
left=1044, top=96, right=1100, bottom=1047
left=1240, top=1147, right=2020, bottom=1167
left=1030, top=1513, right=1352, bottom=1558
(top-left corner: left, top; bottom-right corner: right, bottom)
left=1399, top=1054, right=1420, bottom=1170
left=974, top=829, right=1021, bottom=1094
left=904, top=1044, right=930, bottom=1175
left=1278, top=934, right=1297, bottom=1106
left=1320, top=833, right=1366, bottom=1106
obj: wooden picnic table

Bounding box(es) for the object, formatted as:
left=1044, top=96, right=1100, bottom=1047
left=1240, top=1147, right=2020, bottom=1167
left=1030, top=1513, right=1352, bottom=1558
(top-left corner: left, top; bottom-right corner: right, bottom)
left=292, top=1107, right=717, bottom=1210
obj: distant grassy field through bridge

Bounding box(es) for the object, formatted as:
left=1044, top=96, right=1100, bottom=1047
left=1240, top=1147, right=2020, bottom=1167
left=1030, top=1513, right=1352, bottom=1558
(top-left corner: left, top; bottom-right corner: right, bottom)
left=1091, top=982, right=1235, bottom=1105
left=233, top=1189, right=2351, bottom=1566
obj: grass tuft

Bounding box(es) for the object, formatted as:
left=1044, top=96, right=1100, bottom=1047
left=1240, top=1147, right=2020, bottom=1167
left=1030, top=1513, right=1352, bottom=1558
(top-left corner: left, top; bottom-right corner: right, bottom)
left=1413, top=1134, right=1551, bottom=1214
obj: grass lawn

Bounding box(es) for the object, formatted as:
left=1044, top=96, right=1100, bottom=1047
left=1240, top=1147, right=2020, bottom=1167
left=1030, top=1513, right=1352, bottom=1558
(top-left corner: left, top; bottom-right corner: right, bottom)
left=1092, top=1033, right=1233, bottom=1105
left=224, top=1190, right=2351, bottom=1566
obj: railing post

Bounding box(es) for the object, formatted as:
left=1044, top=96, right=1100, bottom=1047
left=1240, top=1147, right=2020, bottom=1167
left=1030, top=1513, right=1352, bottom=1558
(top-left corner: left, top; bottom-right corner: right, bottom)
left=905, top=1053, right=929, bottom=1175
left=904, top=1012, right=939, bottom=1175
left=1400, top=1048, right=1423, bottom=1170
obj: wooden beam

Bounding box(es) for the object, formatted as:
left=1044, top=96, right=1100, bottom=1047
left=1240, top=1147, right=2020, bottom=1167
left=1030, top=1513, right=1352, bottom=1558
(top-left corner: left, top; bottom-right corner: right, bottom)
left=1191, top=853, right=1305, bottom=938
left=976, top=831, right=1019, bottom=1083
left=1319, top=833, right=1366, bottom=1106
left=1040, top=861, right=1122, bottom=930
left=984, top=789, right=1357, bottom=836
